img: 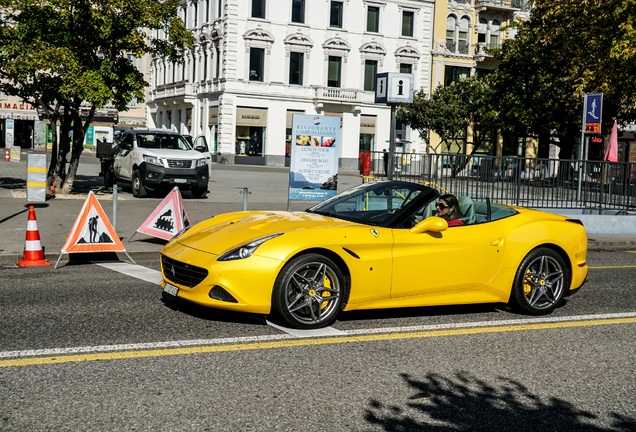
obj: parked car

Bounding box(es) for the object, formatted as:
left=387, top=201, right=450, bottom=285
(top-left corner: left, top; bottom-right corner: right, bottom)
left=97, top=128, right=212, bottom=198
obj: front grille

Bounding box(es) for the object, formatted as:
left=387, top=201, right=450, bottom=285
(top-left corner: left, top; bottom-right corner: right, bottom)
left=161, top=254, right=208, bottom=288
left=167, top=159, right=193, bottom=169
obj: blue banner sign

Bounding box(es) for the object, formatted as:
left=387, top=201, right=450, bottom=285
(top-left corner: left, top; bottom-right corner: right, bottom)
left=288, top=114, right=340, bottom=201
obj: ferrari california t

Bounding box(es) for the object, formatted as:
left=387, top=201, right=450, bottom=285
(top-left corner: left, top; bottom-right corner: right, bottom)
left=160, top=181, right=588, bottom=329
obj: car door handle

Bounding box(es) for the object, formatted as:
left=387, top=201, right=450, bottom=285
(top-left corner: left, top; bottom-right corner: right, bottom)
left=490, top=238, right=503, bottom=246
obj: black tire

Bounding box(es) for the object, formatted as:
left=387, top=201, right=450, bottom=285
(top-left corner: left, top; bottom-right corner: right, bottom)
left=510, top=247, right=569, bottom=315
left=272, top=253, right=344, bottom=329
left=131, top=170, right=147, bottom=198
left=191, top=185, right=208, bottom=198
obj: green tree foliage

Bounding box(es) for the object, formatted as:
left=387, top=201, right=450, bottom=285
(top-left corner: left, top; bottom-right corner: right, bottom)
left=0, top=0, right=194, bottom=194
left=398, top=75, right=497, bottom=156
left=402, top=1, right=636, bottom=161
left=493, top=0, right=636, bottom=158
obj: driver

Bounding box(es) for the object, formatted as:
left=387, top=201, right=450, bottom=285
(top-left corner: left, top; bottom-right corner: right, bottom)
left=436, top=194, right=464, bottom=226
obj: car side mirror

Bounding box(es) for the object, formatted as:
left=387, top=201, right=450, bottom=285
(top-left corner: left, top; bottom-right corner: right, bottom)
left=195, top=145, right=208, bottom=153
left=409, top=216, right=448, bottom=234
left=120, top=141, right=132, bottom=151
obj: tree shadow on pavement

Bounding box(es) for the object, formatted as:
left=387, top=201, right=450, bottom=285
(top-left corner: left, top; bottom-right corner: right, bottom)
left=365, top=371, right=636, bottom=431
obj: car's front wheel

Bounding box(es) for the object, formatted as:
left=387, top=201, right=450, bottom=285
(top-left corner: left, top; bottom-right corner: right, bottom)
left=272, top=254, right=344, bottom=329
left=131, top=170, right=147, bottom=198
left=510, top=247, right=569, bottom=315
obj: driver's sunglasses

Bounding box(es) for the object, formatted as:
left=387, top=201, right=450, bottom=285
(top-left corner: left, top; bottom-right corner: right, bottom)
left=436, top=202, right=449, bottom=210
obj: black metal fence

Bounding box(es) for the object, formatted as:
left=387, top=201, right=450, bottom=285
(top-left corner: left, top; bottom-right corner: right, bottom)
left=363, top=151, right=636, bottom=211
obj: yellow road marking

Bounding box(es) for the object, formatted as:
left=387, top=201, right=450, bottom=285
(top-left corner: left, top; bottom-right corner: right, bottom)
left=2, top=317, right=635, bottom=368
left=589, top=265, right=636, bottom=269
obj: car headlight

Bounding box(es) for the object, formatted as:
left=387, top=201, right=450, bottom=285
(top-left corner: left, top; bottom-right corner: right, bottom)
left=218, top=233, right=283, bottom=261
left=196, top=158, right=208, bottom=167
left=143, top=154, right=163, bottom=166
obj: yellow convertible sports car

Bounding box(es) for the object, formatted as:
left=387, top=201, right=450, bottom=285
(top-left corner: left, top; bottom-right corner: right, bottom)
left=160, top=181, right=588, bottom=329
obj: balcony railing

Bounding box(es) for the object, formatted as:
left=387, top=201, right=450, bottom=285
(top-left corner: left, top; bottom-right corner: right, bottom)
left=152, top=82, right=200, bottom=100
left=475, top=42, right=501, bottom=57
left=364, top=152, right=636, bottom=211
left=476, top=0, right=518, bottom=10
left=313, top=86, right=360, bottom=102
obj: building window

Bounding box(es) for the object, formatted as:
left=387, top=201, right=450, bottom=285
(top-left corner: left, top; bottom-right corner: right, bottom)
left=477, top=18, right=487, bottom=44
left=402, top=11, right=414, bottom=37
left=458, top=17, right=469, bottom=54
left=289, top=52, right=304, bottom=85
left=250, top=48, right=265, bottom=81
left=330, top=1, right=343, bottom=28
left=366, top=5, right=379, bottom=33
left=364, top=60, right=377, bottom=91
left=444, top=66, right=470, bottom=86
left=327, top=56, right=341, bottom=88
left=447, top=14, right=470, bottom=54
left=291, top=0, right=305, bottom=23
left=252, top=0, right=265, bottom=19
left=490, top=20, right=501, bottom=49
left=399, top=63, right=412, bottom=74
left=446, top=16, right=456, bottom=52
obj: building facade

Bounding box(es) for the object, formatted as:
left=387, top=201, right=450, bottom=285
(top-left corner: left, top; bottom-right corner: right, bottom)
left=146, top=0, right=435, bottom=169
left=430, top=0, right=531, bottom=156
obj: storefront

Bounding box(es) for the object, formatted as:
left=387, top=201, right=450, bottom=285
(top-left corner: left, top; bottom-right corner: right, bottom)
left=285, top=110, right=305, bottom=161
left=0, top=98, right=38, bottom=148
left=208, top=107, right=219, bottom=153
left=359, top=115, right=376, bottom=152
left=235, top=107, right=267, bottom=165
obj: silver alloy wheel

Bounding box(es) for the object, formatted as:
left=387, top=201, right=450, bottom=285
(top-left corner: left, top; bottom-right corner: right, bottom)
left=521, top=254, right=565, bottom=311
left=283, top=260, right=341, bottom=327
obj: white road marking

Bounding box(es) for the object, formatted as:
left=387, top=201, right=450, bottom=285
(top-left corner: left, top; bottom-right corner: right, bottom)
left=2, top=312, right=635, bottom=360
left=97, top=262, right=163, bottom=284
left=266, top=320, right=346, bottom=337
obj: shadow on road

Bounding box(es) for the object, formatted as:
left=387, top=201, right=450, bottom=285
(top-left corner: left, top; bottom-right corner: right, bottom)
left=365, top=371, right=636, bottom=431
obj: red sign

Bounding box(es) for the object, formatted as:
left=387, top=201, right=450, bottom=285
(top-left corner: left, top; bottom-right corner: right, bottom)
left=585, top=123, right=600, bottom=134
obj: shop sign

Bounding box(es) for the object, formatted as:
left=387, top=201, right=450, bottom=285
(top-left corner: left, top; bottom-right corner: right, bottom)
left=236, top=108, right=267, bottom=126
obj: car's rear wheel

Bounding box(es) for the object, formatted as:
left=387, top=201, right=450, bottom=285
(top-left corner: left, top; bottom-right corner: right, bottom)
left=131, top=170, right=147, bottom=198
left=272, top=254, right=344, bottom=329
left=510, top=247, right=569, bottom=315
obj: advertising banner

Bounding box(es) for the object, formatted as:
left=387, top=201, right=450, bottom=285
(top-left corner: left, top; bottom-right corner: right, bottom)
left=288, top=114, right=340, bottom=201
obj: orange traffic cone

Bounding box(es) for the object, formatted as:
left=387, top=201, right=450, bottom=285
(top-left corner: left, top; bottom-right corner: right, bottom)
left=16, top=206, right=51, bottom=267
left=4, top=148, right=9, bottom=162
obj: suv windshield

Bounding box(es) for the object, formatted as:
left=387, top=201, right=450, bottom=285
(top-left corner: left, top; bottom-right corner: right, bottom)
left=136, top=133, right=192, bottom=150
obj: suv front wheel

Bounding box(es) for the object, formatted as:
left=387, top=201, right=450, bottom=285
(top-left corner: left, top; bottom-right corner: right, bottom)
left=131, top=170, right=147, bottom=198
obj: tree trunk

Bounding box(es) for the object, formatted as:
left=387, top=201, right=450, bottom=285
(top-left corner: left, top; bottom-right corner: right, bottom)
left=60, top=111, right=86, bottom=195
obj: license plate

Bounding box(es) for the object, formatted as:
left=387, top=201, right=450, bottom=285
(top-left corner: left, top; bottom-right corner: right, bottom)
left=174, top=178, right=187, bottom=184
left=163, top=282, right=179, bottom=296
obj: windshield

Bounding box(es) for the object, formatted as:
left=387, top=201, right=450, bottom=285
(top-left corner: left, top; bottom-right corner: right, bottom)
left=307, top=181, right=438, bottom=228
left=136, top=133, right=193, bottom=150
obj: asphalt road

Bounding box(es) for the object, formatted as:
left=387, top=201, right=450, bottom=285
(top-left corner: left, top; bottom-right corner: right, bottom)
left=1, top=250, right=635, bottom=431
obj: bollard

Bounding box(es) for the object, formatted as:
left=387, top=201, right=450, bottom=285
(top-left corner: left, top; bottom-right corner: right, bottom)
left=240, top=187, right=251, bottom=211
left=112, top=182, right=118, bottom=232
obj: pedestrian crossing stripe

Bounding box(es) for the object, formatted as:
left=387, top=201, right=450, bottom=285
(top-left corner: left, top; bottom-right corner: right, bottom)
left=60, top=191, right=126, bottom=254
left=133, top=187, right=191, bottom=241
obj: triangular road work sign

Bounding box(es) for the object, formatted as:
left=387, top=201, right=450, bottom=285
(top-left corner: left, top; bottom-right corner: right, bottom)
left=132, top=187, right=191, bottom=241
left=55, top=191, right=129, bottom=268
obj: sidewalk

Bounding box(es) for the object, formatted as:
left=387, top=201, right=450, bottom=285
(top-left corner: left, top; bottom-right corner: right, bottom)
left=1, top=149, right=634, bottom=265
